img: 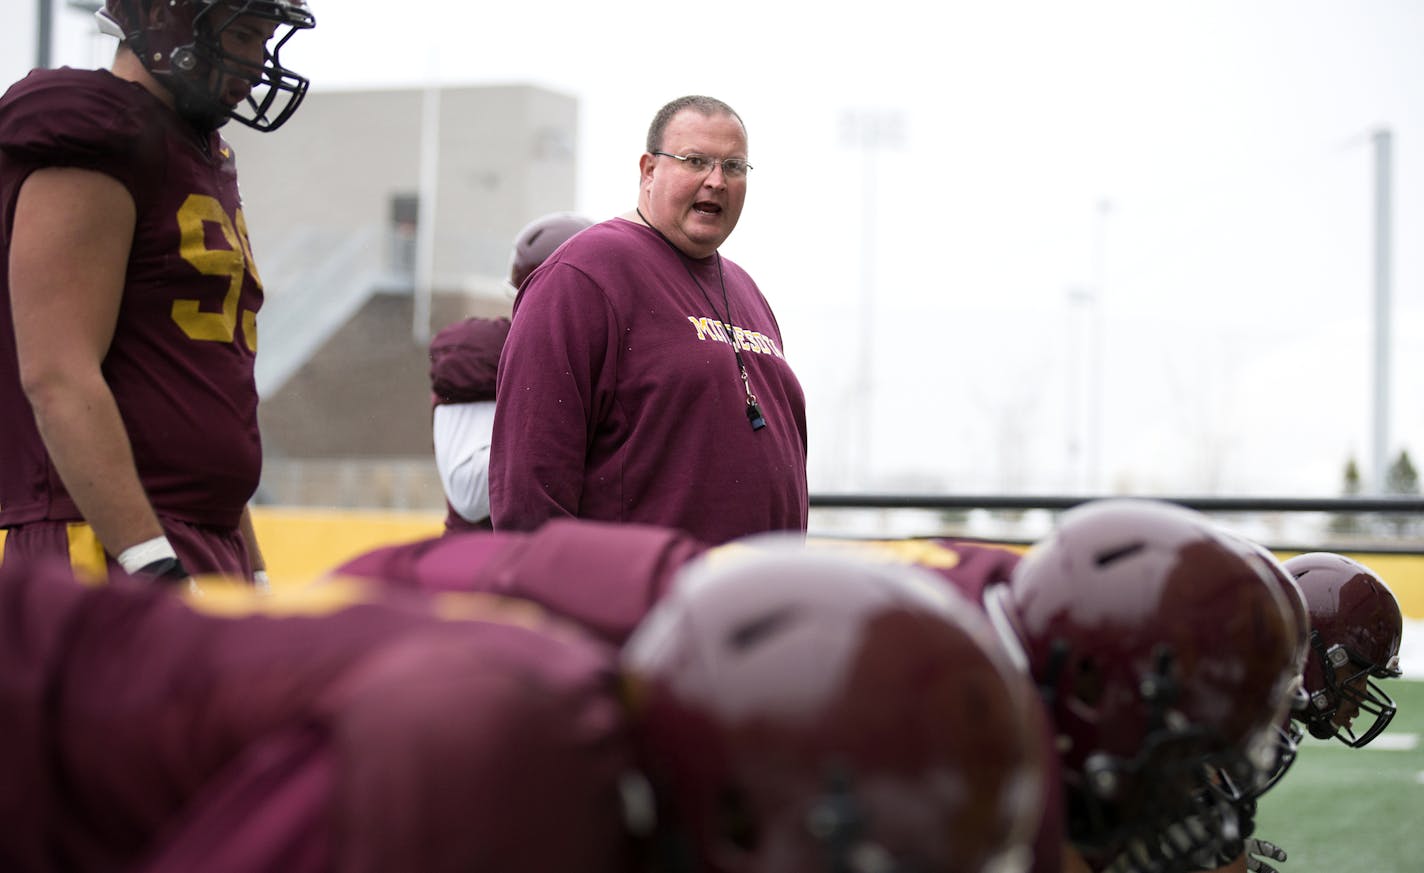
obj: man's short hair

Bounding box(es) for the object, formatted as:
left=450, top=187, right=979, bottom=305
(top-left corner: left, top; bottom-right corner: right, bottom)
left=645, top=95, right=745, bottom=153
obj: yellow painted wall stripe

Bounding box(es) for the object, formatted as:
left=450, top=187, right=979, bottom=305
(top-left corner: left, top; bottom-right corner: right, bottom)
left=249, top=506, right=443, bottom=589
left=6, top=512, right=1424, bottom=619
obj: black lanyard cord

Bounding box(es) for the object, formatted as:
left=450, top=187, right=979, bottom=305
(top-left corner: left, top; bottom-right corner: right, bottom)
left=634, top=210, right=766, bottom=431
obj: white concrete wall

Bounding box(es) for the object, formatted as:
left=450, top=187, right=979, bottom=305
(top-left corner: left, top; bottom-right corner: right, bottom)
left=226, top=83, right=579, bottom=299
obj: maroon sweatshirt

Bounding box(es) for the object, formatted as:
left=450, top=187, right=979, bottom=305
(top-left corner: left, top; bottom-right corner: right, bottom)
left=491, top=218, right=807, bottom=544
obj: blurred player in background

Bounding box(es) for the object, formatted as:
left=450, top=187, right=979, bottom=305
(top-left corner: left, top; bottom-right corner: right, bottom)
left=428, top=212, right=592, bottom=532
left=506, top=212, right=598, bottom=296
left=0, top=0, right=315, bottom=586
left=0, top=535, right=1047, bottom=873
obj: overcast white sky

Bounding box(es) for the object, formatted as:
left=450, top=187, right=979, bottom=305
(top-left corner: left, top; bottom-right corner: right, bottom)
left=8, top=0, right=1424, bottom=498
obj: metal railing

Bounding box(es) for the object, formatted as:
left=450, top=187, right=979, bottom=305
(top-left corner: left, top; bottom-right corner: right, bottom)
left=806, top=492, right=1424, bottom=554
left=810, top=492, right=1424, bottom=514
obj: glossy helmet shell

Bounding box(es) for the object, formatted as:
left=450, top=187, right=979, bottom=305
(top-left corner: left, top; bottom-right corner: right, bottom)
left=508, top=212, right=595, bottom=291
left=1236, top=539, right=1311, bottom=676
left=1002, top=499, right=1297, bottom=865
left=1212, top=533, right=1311, bottom=800
left=1284, top=552, right=1403, bottom=747
left=100, top=0, right=315, bottom=131
left=623, top=541, right=1048, bottom=873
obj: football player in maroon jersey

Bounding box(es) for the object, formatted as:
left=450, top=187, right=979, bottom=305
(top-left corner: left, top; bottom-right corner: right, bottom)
left=0, top=1, right=314, bottom=586
left=870, top=501, right=1300, bottom=873
left=343, top=521, right=1057, bottom=871
left=1287, top=552, right=1404, bottom=747
left=1196, top=550, right=1406, bottom=873
left=0, top=532, right=1048, bottom=873
left=336, top=499, right=1302, bottom=873
left=0, top=555, right=632, bottom=873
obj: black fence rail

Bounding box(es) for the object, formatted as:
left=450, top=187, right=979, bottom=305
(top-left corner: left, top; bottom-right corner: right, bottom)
left=810, top=493, right=1424, bottom=514
left=806, top=492, right=1424, bottom=554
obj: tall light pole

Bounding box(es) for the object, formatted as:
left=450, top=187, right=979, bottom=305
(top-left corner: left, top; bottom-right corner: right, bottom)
left=412, top=84, right=441, bottom=344
left=36, top=2, right=106, bottom=70
left=1065, top=286, right=1091, bottom=492
left=1087, top=199, right=1110, bottom=494
left=1370, top=128, right=1393, bottom=494
left=839, top=108, right=904, bottom=489
left=411, top=40, right=448, bottom=345
left=37, top=0, right=54, bottom=68
left=1066, top=201, right=1111, bottom=495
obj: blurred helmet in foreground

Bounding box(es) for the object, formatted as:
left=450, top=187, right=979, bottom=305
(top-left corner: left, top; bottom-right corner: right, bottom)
left=624, top=542, right=1047, bottom=873
left=999, top=499, right=1298, bottom=871
left=1205, top=531, right=1312, bottom=802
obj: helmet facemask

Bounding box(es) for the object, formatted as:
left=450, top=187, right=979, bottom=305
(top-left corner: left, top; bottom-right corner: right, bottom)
left=1285, top=552, right=1403, bottom=748
left=1237, top=716, right=1303, bottom=801
left=1229, top=674, right=1307, bottom=802
left=1057, top=647, right=1275, bottom=873
left=1303, top=634, right=1400, bottom=747
left=1007, top=502, right=1300, bottom=873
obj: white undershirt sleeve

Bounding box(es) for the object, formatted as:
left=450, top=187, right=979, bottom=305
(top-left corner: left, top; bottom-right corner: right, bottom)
left=432, top=400, right=497, bottom=523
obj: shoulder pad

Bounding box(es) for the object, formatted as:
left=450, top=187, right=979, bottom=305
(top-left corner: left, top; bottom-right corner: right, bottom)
left=0, top=68, right=158, bottom=165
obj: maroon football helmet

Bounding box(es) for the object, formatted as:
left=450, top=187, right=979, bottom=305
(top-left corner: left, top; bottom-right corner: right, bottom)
left=623, top=543, right=1048, bottom=873
left=1211, top=534, right=1311, bottom=801
left=998, top=500, right=1298, bottom=871
left=1284, top=552, right=1403, bottom=747
left=99, top=0, right=315, bottom=131
left=508, top=212, right=595, bottom=291
left=1237, top=540, right=1311, bottom=677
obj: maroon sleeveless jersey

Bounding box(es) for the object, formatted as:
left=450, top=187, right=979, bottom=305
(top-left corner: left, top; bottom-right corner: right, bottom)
left=0, top=68, right=263, bottom=529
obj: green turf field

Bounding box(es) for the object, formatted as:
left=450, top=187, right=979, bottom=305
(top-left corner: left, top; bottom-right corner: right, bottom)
left=1251, top=678, right=1423, bottom=872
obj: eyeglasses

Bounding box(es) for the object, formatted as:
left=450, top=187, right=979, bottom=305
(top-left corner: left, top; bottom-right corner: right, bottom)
left=651, top=151, right=753, bottom=178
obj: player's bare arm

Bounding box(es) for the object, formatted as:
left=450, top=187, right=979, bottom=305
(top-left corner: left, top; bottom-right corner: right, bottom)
left=10, top=166, right=166, bottom=556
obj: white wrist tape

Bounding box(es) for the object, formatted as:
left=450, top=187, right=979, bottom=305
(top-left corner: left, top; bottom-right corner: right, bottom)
left=117, top=536, right=178, bottom=574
